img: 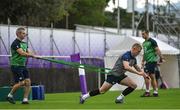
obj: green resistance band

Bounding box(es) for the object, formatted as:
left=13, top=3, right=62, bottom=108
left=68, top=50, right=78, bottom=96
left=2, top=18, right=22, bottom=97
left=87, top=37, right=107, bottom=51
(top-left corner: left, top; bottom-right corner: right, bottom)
left=37, top=57, right=112, bottom=74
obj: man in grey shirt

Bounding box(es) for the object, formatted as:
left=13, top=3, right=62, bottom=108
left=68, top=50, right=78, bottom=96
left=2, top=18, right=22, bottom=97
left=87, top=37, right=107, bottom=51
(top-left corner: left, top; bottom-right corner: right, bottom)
left=80, top=43, right=148, bottom=104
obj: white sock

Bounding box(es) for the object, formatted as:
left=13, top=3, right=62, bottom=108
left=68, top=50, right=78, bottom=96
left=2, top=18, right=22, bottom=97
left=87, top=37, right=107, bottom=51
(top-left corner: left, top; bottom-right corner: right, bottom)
left=146, top=89, right=150, bottom=93
left=153, top=90, right=158, bottom=94
left=82, top=93, right=90, bottom=100
left=117, top=94, right=124, bottom=100
left=23, top=98, right=28, bottom=102
left=8, top=93, right=13, bottom=98
left=155, top=88, right=158, bottom=91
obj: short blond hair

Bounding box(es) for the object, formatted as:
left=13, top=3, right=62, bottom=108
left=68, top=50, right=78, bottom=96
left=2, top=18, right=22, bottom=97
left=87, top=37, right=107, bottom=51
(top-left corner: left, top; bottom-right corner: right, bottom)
left=132, top=43, right=142, bottom=50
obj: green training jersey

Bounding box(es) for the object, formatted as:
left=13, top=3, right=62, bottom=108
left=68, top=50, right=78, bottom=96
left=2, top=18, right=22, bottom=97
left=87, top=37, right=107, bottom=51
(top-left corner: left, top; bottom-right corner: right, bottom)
left=10, top=39, right=28, bottom=66
left=143, top=38, right=158, bottom=63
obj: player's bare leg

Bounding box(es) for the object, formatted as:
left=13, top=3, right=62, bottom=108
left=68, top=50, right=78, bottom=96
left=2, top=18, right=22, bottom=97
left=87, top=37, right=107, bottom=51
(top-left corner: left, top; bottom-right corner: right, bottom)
left=7, top=81, right=25, bottom=104
left=116, top=77, right=137, bottom=104
left=150, top=74, right=158, bottom=97
left=80, top=82, right=112, bottom=104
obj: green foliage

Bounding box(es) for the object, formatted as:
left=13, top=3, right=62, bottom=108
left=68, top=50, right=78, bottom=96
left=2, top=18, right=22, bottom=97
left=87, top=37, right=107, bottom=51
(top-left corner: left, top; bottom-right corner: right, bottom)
left=0, top=0, right=134, bottom=29
left=0, top=0, right=75, bottom=26
left=103, top=11, right=116, bottom=27
left=68, top=0, right=108, bottom=28
left=106, top=8, right=133, bottom=28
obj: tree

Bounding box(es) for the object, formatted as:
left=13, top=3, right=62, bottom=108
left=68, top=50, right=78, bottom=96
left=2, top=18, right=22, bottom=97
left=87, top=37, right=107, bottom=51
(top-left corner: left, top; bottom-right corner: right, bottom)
left=0, top=0, right=75, bottom=26
left=0, top=0, right=134, bottom=29
left=67, top=0, right=108, bottom=28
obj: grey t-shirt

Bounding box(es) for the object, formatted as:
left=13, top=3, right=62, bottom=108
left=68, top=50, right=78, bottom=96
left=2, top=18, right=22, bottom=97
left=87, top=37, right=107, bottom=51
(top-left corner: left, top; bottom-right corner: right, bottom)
left=109, top=51, right=137, bottom=76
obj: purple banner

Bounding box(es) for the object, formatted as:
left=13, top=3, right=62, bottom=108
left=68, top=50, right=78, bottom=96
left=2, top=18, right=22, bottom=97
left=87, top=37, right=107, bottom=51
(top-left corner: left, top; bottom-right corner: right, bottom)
left=70, top=53, right=80, bottom=62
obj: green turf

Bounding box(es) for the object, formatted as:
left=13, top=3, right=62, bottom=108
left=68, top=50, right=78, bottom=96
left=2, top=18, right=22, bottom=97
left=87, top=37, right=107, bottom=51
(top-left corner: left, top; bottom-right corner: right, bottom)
left=0, top=89, right=180, bottom=109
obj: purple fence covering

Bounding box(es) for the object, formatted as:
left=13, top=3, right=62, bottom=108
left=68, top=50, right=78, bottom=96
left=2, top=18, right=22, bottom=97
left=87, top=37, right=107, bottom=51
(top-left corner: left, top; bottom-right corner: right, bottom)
left=0, top=25, right=121, bottom=69
left=70, top=53, right=80, bottom=62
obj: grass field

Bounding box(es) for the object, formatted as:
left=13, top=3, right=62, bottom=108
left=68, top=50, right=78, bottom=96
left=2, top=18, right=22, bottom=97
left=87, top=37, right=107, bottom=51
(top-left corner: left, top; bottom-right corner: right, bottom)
left=0, top=89, right=180, bottom=109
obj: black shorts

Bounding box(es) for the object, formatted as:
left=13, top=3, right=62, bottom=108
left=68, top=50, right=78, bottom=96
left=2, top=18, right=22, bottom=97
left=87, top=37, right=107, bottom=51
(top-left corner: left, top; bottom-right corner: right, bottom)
left=144, top=62, right=157, bottom=74
left=106, top=74, right=127, bottom=85
left=155, top=70, right=160, bottom=79
left=11, top=66, right=29, bottom=83
left=154, top=66, right=160, bottom=79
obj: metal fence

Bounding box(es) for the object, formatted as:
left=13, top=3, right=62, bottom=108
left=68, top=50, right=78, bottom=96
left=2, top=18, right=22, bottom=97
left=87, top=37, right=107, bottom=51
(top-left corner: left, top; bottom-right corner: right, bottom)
left=0, top=24, right=122, bottom=68
left=0, top=24, right=122, bottom=93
